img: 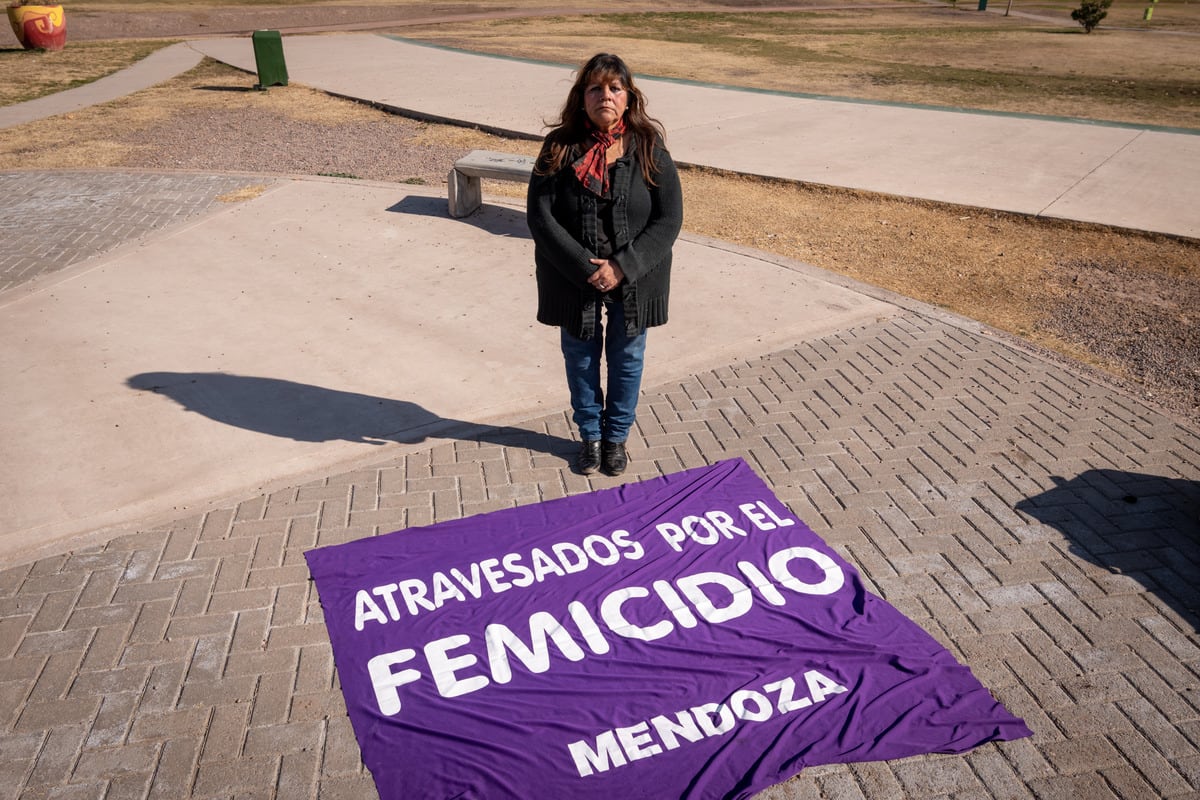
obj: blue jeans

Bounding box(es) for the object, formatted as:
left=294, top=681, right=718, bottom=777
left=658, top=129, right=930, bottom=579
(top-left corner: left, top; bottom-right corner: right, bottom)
left=560, top=301, right=647, bottom=443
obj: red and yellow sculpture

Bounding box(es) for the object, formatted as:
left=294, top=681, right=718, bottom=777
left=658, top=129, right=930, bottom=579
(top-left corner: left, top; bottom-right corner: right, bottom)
left=7, top=4, right=66, bottom=51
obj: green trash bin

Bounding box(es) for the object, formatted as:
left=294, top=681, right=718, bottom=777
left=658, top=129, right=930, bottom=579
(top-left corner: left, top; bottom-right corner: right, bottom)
left=977, top=0, right=988, bottom=8
left=251, top=30, right=288, bottom=89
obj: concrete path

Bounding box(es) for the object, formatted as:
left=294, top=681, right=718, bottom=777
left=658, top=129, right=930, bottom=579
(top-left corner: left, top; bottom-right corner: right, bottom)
left=2, top=27, right=1200, bottom=800
left=187, top=33, right=1200, bottom=240
left=0, top=43, right=202, bottom=129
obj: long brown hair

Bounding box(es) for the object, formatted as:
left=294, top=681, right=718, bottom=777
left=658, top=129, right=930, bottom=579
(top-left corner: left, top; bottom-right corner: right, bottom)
left=534, top=53, right=667, bottom=185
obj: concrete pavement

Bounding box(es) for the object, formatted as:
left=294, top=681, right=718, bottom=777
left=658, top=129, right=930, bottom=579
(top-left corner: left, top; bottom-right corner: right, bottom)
left=2, top=30, right=1200, bottom=800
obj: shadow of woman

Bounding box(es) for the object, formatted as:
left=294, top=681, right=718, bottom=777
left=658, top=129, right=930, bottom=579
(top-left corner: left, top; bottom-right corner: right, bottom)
left=126, top=371, right=573, bottom=458
left=1016, top=469, right=1200, bottom=629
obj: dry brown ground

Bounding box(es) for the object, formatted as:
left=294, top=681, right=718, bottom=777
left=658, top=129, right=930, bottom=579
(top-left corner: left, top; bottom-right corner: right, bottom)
left=2, top=2, right=1198, bottom=424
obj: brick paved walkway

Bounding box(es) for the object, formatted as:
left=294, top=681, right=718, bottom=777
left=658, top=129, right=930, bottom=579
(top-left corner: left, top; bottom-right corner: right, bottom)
left=0, top=172, right=270, bottom=292
left=3, top=301, right=1199, bottom=798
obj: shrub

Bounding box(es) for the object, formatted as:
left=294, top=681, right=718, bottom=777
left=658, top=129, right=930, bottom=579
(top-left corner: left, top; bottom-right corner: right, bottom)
left=1072, top=0, right=1113, bottom=33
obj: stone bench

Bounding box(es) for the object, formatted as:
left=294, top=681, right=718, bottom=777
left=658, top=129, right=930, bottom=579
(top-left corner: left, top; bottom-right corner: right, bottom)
left=447, top=150, right=535, bottom=218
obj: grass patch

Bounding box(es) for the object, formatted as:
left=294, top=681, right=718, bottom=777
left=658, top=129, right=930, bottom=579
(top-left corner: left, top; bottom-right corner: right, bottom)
left=216, top=184, right=268, bottom=202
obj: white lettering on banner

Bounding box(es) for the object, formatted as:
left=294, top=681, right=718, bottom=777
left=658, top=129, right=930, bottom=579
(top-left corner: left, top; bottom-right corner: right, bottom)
left=366, top=649, right=421, bottom=716
left=676, top=571, right=754, bottom=624
left=366, top=545, right=846, bottom=716
left=486, top=613, right=587, bottom=684
left=425, top=634, right=489, bottom=699
left=353, top=499, right=795, bottom=630
left=400, top=578, right=435, bottom=614
left=656, top=499, right=796, bottom=552
left=353, top=529, right=645, bottom=630
left=567, top=671, right=849, bottom=777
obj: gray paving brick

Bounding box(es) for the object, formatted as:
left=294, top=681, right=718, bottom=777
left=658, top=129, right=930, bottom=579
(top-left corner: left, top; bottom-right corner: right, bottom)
left=128, top=599, right=173, bottom=645
left=1173, top=754, right=1200, bottom=793
left=1116, top=695, right=1197, bottom=760
left=837, top=761, right=902, bottom=798
left=244, top=719, right=324, bottom=757
left=145, top=735, right=201, bottom=800
left=191, top=538, right=257, bottom=562
left=105, top=581, right=175, bottom=609
left=73, top=739, right=158, bottom=781
left=245, top=564, right=310, bottom=589
left=70, top=663, right=148, bottom=700
left=212, top=553, right=252, bottom=594
left=43, top=783, right=107, bottom=800
left=118, top=638, right=193, bottom=667
left=289, top=690, right=348, bottom=724
left=177, top=675, right=256, bottom=709
left=128, top=707, right=209, bottom=743
left=278, top=750, right=321, bottom=800
left=811, top=769, right=867, bottom=799
left=16, top=629, right=91, bottom=658
left=317, top=772, right=378, bottom=799
left=193, top=756, right=279, bottom=796
left=966, top=748, right=1037, bottom=799
left=26, top=724, right=88, bottom=786
left=28, top=650, right=85, bottom=704
left=893, top=754, right=983, bottom=795
left=285, top=516, right=320, bottom=551
left=1108, top=728, right=1193, bottom=795
left=293, top=644, right=334, bottom=695
left=74, top=568, right=122, bottom=611
left=185, top=633, right=234, bottom=684
left=0, top=172, right=272, bottom=294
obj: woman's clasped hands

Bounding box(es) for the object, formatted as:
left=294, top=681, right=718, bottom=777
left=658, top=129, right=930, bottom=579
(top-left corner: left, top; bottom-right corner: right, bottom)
left=588, top=258, right=624, bottom=292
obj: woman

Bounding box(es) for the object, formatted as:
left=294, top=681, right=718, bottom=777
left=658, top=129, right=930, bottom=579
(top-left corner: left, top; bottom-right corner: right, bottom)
left=526, top=53, right=684, bottom=476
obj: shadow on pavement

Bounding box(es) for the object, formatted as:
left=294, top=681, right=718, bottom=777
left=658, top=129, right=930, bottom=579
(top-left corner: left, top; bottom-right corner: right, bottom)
left=386, top=196, right=531, bottom=239
left=193, top=85, right=256, bottom=93
left=1016, top=469, right=1200, bottom=629
left=127, top=371, right=573, bottom=456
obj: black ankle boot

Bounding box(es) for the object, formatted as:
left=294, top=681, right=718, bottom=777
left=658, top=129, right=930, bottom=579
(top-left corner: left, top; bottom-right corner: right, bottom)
left=601, top=440, right=628, bottom=476
left=577, top=440, right=601, bottom=474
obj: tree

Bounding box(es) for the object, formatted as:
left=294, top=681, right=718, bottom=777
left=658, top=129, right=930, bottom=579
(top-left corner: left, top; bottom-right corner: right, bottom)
left=1072, top=0, right=1113, bottom=33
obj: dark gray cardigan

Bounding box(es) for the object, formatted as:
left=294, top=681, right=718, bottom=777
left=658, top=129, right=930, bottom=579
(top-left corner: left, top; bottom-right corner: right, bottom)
left=526, top=137, right=684, bottom=340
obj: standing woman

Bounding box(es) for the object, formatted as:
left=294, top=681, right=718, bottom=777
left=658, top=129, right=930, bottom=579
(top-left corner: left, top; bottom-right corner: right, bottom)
left=527, top=53, right=684, bottom=476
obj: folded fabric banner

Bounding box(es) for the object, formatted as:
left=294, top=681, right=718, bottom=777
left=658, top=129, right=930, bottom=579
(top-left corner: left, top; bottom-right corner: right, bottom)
left=305, top=458, right=1030, bottom=799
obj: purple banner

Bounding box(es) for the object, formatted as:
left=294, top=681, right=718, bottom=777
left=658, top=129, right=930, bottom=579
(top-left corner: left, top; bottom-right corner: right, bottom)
left=305, top=459, right=1030, bottom=799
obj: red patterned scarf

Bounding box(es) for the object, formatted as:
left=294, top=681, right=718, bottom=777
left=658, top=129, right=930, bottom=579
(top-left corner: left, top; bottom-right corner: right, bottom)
left=572, top=119, right=626, bottom=196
